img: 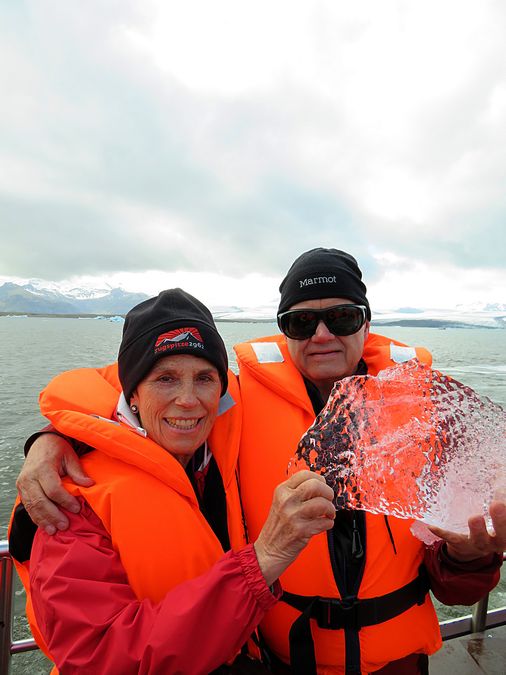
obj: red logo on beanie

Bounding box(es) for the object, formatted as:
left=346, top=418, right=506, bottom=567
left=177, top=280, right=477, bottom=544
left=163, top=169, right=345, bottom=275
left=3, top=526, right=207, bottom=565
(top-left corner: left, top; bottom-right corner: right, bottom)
left=154, top=327, right=204, bottom=354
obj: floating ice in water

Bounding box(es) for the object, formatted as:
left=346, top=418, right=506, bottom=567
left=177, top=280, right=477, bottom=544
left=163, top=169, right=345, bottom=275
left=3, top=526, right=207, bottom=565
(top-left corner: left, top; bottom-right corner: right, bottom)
left=290, top=360, right=506, bottom=534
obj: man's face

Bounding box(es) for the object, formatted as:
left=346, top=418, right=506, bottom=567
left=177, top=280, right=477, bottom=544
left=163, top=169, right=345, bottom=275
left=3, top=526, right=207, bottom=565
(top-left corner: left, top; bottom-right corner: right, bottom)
left=285, top=297, right=370, bottom=397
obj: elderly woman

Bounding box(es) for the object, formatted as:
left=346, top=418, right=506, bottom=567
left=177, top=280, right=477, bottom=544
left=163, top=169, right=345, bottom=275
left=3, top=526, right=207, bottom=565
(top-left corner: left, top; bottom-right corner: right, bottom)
left=9, top=289, right=336, bottom=674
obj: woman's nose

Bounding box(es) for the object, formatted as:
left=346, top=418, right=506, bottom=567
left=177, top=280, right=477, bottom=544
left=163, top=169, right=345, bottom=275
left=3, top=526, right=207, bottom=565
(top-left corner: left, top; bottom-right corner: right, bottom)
left=175, top=383, right=198, bottom=407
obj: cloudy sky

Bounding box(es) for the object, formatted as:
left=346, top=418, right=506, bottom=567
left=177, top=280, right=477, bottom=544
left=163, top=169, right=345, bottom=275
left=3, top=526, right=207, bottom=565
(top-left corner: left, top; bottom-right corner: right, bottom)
left=1, top=0, right=505, bottom=310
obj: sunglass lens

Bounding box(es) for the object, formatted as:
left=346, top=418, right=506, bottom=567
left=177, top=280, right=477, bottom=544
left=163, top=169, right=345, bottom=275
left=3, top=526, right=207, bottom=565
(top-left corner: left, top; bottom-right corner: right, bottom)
left=325, top=306, right=364, bottom=336
left=282, top=311, right=317, bottom=339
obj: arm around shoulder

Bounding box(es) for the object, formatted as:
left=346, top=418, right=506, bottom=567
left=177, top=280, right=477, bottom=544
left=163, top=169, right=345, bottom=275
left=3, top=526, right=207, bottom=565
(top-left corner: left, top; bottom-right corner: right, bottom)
left=17, top=430, right=93, bottom=533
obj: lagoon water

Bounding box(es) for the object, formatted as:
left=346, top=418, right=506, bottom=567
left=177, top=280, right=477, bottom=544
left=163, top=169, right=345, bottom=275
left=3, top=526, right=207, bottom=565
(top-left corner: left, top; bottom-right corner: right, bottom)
left=1, top=316, right=505, bottom=673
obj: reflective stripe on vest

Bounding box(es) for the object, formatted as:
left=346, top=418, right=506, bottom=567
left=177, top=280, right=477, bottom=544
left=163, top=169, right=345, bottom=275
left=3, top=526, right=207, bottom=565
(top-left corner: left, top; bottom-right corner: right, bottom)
left=389, top=343, right=417, bottom=363
left=251, top=341, right=285, bottom=363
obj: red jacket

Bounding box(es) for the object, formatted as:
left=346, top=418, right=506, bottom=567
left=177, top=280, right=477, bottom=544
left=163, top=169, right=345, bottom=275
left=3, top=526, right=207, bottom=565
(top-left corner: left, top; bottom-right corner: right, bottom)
left=30, top=499, right=278, bottom=674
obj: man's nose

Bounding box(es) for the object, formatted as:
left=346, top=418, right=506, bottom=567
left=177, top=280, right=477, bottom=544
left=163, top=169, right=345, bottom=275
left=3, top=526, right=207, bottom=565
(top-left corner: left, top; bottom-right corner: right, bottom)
left=312, top=320, right=334, bottom=341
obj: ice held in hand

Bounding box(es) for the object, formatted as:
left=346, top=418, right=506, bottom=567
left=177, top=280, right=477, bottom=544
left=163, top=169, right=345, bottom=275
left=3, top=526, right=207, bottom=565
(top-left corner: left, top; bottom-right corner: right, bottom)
left=291, top=360, right=506, bottom=534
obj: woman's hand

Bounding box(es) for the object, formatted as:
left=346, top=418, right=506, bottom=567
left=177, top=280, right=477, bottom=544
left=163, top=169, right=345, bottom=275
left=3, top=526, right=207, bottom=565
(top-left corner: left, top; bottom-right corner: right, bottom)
left=254, top=470, right=336, bottom=586
left=428, top=500, right=506, bottom=562
left=16, top=434, right=94, bottom=534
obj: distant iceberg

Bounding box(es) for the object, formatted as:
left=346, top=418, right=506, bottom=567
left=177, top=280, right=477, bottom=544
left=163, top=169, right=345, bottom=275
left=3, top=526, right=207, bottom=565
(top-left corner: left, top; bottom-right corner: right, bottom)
left=92, top=315, right=124, bottom=322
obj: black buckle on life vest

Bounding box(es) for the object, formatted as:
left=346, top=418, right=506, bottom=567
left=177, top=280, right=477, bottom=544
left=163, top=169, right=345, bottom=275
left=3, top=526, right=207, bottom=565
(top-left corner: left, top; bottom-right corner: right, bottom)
left=283, top=567, right=431, bottom=675
left=314, top=596, right=360, bottom=631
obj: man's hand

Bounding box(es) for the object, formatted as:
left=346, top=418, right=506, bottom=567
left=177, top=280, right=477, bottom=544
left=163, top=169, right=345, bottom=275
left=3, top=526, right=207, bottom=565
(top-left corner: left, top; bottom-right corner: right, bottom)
left=16, top=434, right=94, bottom=534
left=428, top=501, right=506, bottom=562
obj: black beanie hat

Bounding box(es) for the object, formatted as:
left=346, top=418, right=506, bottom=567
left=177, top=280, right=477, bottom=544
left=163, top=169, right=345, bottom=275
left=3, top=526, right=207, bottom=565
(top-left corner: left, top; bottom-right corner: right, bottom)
left=278, top=248, right=371, bottom=319
left=118, top=288, right=228, bottom=402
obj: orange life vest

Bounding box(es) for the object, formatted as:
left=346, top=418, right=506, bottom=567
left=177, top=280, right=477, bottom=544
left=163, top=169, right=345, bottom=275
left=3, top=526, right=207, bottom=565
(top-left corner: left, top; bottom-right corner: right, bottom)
left=235, top=333, right=441, bottom=674
left=11, top=363, right=246, bottom=667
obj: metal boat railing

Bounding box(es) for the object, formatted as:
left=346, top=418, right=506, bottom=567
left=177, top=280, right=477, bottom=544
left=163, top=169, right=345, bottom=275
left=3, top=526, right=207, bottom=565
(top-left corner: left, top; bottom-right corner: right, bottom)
left=1, top=539, right=505, bottom=674
left=1, top=540, right=38, bottom=675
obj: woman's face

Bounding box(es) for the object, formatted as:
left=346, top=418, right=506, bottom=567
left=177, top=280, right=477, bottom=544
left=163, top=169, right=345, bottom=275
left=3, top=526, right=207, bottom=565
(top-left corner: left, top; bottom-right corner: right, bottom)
left=130, top=354, right=222, bottom=467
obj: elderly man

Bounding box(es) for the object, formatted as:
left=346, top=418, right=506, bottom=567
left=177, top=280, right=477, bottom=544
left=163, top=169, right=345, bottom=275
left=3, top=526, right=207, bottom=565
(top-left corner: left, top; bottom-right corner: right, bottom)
left=233, top=248, right=504, bottom=674
left=15, top=248, right=505, bottom=675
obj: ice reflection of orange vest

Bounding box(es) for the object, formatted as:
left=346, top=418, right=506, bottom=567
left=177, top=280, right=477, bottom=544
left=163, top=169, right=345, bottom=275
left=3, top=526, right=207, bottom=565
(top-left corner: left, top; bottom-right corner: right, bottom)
left=11, top=364, right=246, bottom=670
left=235, top=333, right=440, bottom=674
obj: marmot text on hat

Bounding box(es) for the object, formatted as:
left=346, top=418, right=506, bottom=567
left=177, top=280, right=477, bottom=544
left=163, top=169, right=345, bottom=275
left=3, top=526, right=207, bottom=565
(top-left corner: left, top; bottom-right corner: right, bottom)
left=278, top=247, right=371, bottom=319
left=118, top=288, right=228, bottom=402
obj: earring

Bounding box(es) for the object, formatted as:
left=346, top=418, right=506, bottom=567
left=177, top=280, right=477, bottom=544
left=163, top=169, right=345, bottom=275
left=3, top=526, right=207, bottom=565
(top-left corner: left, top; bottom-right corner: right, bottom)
left=130, top=404, right=138, bottom=414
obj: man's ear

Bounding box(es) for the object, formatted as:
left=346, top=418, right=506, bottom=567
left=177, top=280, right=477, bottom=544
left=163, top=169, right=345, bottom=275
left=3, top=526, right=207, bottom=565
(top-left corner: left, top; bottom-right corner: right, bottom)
left=364, top=320, right=370, bottom=340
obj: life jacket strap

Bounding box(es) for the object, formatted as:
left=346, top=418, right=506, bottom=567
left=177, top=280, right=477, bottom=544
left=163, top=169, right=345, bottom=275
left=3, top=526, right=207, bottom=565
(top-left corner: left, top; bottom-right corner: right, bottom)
left=283, top=566, right=430, bottom=675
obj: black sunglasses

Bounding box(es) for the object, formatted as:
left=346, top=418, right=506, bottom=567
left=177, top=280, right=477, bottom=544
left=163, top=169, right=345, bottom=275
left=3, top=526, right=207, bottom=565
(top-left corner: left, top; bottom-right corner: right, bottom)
left=277, top=304, right=367, bottom=340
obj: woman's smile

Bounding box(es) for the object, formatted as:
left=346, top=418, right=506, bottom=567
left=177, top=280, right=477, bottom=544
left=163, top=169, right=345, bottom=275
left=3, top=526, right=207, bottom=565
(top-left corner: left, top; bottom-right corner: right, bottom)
left=164, top=417, right=201, bottom=431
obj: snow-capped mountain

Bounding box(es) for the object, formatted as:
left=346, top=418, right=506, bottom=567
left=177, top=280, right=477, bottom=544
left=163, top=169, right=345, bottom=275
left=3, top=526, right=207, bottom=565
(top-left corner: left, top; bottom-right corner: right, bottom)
left=21, top=278, right=113, bottom=300
left=0, top=281, right=149, bottom=315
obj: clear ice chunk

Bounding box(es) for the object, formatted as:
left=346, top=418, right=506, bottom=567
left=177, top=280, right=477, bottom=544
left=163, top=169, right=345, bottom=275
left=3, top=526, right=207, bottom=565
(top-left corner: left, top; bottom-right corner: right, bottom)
left=290, top=360, right=506, bottom=533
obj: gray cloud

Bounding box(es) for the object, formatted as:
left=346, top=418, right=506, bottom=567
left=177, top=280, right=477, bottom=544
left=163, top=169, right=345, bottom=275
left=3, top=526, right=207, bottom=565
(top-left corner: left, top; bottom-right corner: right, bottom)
left=0, top=1, right=505, bottom=286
